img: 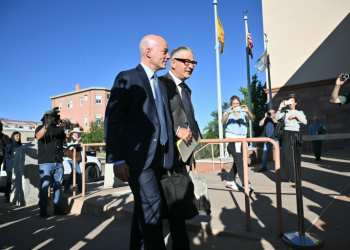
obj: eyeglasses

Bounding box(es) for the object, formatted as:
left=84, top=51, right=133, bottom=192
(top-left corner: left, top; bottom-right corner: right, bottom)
left=174, top=58, right=198, bottom=67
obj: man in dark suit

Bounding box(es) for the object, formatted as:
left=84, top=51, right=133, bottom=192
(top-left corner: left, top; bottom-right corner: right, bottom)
left=160, top=46, right=199, bottom=250
left=105, top=34, right=174, bottom=250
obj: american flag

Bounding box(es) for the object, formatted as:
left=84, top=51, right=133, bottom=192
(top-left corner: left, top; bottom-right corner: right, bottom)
left=247, top=27, right=253, bottom=59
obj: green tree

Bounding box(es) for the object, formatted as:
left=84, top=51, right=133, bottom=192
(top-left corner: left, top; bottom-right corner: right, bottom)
left=238, top=74, right=267, bottom=137
left=81, top=120, right=105, bottom=149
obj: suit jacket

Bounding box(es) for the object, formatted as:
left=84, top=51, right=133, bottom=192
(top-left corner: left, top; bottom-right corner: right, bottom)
left=159, top=73, right=200, bottom=166
left=105, top=64, right=174, bottom=172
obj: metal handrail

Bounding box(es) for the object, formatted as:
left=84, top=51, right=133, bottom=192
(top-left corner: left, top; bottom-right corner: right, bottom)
left=77, top=140, right=282, bottom=237
left=196, top=137, right=282, bottom=237
left=72, top=143, right=105, bottom=199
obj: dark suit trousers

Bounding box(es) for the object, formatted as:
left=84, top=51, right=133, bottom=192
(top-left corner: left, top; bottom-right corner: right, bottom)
left=313, top=140, right=323, bottom=160
left=162, top=160, right=190, bottom=250
left=128, top=144, right=166, bottom=250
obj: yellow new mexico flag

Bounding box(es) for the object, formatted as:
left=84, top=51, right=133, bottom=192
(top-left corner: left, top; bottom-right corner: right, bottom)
left=217, top=16, right=225, bottom=53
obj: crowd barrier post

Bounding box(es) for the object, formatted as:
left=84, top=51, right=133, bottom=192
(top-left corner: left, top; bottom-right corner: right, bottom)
left=282, top=133, right=324, bottom=249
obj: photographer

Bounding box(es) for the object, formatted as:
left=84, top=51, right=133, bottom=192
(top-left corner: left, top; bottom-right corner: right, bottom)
left=257, top=109, right=279, bottom=172
left=330, top=73, right=349, bottom=105
left=222, top=95, right=254, bottom=193
left=35, top=108, right=68, bottom=218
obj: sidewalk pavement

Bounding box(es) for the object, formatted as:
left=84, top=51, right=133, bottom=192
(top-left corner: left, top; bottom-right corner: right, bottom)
left=1, top=152, right=349, bottom=249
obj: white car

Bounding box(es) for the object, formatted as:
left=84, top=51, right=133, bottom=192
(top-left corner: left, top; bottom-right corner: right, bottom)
left=0, top=162, right=7, bottom=188
left=0, top=155, right=102, bottom=188
left=63, top=156, right=102, bottom=183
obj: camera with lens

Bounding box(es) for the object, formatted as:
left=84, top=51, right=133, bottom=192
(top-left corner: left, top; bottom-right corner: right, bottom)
left=341, top=73, right=350, bottom=81
left=44, top=107, right=62, bottom=126
left=267, top=111, right=272, bottom=118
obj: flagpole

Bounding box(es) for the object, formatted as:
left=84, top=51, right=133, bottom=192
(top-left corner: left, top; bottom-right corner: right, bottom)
left=244, top=11, right=253, bottom=147
left=265, top=34, right=273, bottom=110
left=213, top=0, right=224, bottom=159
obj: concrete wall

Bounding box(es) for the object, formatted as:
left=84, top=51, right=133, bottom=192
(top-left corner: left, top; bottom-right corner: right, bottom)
left=262, top=0, right=350, bottom=88
left=261, top=0, right=350, bottom=152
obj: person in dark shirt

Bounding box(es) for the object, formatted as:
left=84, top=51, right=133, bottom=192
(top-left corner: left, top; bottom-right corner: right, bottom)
left=35, top=110, right=68, bottom=218
left=3, top=131, right=22, bottom=202
left=257, top=109, right=279, bottom=172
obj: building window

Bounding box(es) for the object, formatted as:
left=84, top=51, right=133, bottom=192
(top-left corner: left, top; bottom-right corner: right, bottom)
left=96, top=95, right=102, bottom=104
left=84, top=116, right=88, bottom=127
left=67, top=99, right=73, bottom=109
left=107, top=94, right=110, bottom=100
left=95, top=115, right=102, bottom=125
left=84, top=95, right=88, bottom=101
left=80, top=97, right=83, bottom=106
left=59, top=102, right=62, bottom=110
left=70, top=118, right=73, bottom=123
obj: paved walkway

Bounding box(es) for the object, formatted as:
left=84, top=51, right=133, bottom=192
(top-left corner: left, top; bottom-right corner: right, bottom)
left=1, top=151, right=349, bottom=249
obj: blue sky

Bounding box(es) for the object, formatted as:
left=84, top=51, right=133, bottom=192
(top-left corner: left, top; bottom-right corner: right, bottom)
left=0, top=0, right=266, bottom=132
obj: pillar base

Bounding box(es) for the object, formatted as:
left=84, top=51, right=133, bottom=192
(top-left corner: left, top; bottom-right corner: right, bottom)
left=282, top=232, right=324, bottom=249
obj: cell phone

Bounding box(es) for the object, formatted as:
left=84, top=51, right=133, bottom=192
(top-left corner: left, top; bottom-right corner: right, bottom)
left=77, top=133, right=81, bottom=138
left=341, top=73, right=350, bottom=81
left=285, top=100, right=294, bottom=105
left=232, top=106, right=243, bottom=112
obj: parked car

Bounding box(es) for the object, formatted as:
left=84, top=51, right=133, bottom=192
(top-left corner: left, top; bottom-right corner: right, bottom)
left=0, top=161, right=6, bottom=189
left=0, top=155, right=102, bottom=188
left=63, top=155, right=102, bottom=183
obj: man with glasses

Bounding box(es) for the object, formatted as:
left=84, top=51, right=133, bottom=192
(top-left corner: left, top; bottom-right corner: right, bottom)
left=257, top=109, right=279, bottom=172
left=159, top=46, right=200, bottom=250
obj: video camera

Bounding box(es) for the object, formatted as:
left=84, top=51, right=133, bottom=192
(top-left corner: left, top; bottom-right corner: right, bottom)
left=44, top=107, right=61, bottom=126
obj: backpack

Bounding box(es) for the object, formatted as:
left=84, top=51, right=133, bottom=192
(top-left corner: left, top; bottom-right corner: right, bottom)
left=273, top=112, right=286, bottom=140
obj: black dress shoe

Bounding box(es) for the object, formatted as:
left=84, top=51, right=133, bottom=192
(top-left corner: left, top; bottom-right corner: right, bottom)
left=257, top=167, right=267, bottom=172
left=40, top=209, right=50, bottom=218
left=54, top=207, right=69, bottom=215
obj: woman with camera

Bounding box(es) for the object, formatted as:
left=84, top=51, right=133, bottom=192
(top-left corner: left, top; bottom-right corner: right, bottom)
left=221, top=95, right=254, bottom=192
left=64, top=127, right=85, bottom=193
left=275, top=94, right=307, bottom=182
left=3, top=131, right=22, bottom=202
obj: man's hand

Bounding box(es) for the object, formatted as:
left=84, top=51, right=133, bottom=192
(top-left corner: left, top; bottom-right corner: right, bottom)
left=336, top=74, right=348, bottom=86
left=114, top=162, right=129, bottom=182
left=177, top=127, right=192, bottom=144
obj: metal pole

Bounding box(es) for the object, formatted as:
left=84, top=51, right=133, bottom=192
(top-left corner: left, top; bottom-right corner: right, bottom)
left=244, top=11, right=253, bottom=147
left=213, top=0, right=224, bottom=159
left=82, top=145, right=86, bottom=198
left=73, top=147, right=76, bottom=197
left=242, top=140, right=251, bottom=231
left=265, top=34, right=273, bottom=110
left=282, top=134, right=324, bottom=249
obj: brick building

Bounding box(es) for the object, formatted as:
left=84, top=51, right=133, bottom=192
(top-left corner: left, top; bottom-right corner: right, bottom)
left=50, top=84, right=111, bottom=132
left=261, top=0, right=350, bottom=151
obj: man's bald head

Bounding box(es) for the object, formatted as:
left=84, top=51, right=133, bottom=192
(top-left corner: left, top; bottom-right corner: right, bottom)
left=139, top=34, right=170, bottom=73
